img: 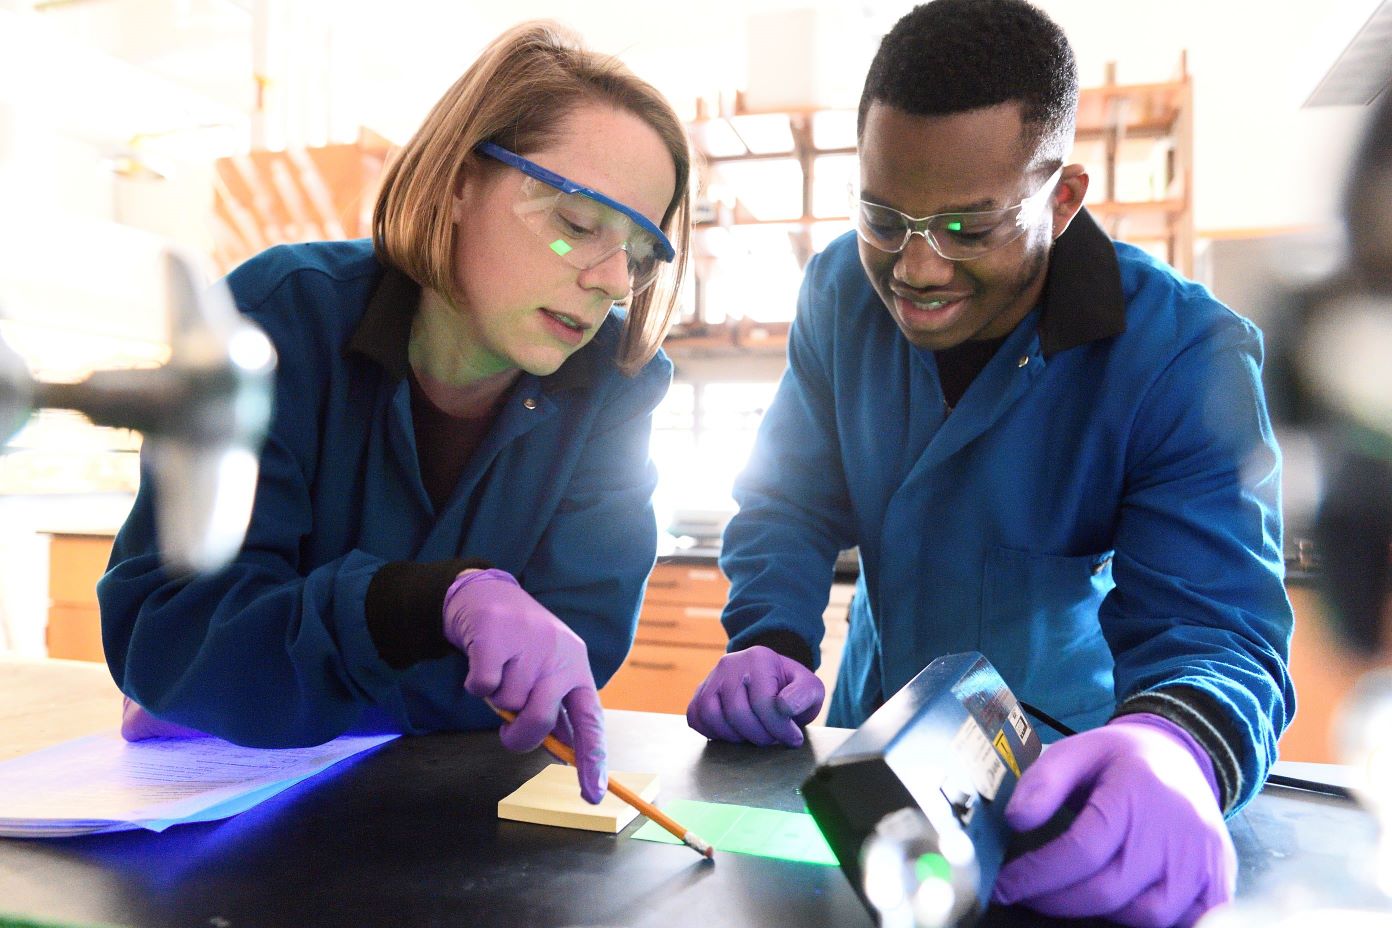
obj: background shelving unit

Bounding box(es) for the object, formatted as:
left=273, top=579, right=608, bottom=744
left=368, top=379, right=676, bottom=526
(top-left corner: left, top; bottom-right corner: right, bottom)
left=674, top=52, right=1196, bottom=356
left=1075, top=55, right=1194, bottom=275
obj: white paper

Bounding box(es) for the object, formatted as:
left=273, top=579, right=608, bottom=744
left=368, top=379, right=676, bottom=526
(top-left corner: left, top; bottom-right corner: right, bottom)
left=0, top=731, right=398, bottom=837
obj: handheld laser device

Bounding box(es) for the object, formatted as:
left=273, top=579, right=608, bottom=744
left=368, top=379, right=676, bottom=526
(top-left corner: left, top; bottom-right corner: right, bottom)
left=802, top=652, right=1041, bottom=928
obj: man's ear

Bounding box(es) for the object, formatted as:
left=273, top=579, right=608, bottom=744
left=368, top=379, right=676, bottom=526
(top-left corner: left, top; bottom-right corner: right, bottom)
left=1050, top=163, right=1089, bottom=240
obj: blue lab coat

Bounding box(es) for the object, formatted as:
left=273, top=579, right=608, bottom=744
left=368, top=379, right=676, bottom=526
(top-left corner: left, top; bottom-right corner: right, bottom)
left=720, top=213, right=1293, bottom=810
left=99, top=239, right=671, bottom=747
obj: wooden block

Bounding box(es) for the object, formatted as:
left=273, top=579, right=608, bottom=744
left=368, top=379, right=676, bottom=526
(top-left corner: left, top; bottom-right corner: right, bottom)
left=497, top=764, right=660, bottom=833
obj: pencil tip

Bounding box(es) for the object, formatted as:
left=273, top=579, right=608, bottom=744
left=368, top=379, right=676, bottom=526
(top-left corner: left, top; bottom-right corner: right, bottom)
left=683, top=832, right=715, bottom=860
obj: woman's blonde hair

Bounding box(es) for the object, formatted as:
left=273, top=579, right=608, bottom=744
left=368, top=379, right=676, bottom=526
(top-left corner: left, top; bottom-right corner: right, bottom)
left=373, top=21, right=691, bottom=376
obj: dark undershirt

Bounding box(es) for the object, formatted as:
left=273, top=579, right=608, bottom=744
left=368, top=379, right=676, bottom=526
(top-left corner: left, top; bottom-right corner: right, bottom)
left=407, top=368, right=508, bottom=510
left=934, top=335, right=1008, bottom=411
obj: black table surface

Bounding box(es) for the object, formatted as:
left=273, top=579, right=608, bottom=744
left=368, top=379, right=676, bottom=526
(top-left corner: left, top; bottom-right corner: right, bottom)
left=0, top=709, right=1374, bottom=928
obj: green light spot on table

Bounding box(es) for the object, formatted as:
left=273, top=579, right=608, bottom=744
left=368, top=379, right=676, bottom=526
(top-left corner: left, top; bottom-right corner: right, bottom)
left=549, top=239, right=573, bottom=256
left=0, top=913, right=124, bottom=928
left=631, top=799, right=838, bottom=866
left=915, top=852, right=952, bottom=884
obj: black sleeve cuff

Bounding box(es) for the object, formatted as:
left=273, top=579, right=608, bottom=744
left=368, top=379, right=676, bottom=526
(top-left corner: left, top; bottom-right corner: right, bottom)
left=1113, top=686, right=1245, bottom=814
left=743, top=629, right=817, bottom=671
left=365, top=558, right=492, bottom=669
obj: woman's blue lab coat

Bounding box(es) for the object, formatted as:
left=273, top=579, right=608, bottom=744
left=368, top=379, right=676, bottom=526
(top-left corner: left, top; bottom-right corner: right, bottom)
left=99, top=239, right=671, bottom=747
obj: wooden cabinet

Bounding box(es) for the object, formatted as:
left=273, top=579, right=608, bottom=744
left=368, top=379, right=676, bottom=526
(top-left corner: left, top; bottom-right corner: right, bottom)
left=1276, top=582, right=1376, bottom=764
left=601, top=562, right=729, bottom=715
left=45, top=533, right=114, bottom=662
left=601, top=559, right=854, bottom=719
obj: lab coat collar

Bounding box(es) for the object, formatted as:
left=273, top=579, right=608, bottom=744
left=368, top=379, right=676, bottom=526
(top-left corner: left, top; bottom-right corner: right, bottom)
left=1037, top=207, right=1126, bottom=358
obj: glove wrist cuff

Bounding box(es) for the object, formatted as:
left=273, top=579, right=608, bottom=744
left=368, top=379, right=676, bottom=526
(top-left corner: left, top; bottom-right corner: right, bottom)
left=446, top=567, right=520, bottom=601
left=1109, top=712, right=1221, bottom=804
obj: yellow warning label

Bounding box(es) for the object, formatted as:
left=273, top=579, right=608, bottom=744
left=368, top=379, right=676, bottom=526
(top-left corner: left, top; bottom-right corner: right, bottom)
left=993, top=730, right=1021, bottom=778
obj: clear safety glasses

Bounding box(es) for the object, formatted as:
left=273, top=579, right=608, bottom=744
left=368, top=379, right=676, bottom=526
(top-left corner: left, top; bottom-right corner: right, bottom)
left=476, top=141, right=675, bottom=295
left=855, top=166, right=1064, bottom=261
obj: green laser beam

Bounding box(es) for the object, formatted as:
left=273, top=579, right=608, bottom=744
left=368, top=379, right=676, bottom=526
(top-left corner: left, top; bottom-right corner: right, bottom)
left=631, top=799, right=837, bottom=865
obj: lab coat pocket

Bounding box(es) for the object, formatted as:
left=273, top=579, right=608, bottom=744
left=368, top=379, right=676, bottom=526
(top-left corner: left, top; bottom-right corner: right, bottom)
left=982, top=546, right=1117, bottom=734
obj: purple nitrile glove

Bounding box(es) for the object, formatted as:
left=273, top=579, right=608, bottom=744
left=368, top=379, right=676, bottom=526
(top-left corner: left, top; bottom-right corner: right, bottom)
left=120, top=695, right=207, bottom=741
left=442, top=568, right=607, bottom=804
left=992, top=712, right=1236, bottom=928
left=686, top=645, right=825, bottom=747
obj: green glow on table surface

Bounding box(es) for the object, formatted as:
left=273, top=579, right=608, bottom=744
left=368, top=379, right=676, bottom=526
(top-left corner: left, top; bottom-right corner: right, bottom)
left=631, top=799, right=838, bottom=865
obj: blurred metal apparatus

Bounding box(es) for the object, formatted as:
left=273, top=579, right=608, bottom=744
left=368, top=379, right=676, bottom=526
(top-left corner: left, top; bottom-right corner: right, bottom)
left=1292, top=74, right=1392, bottom=926
left=0, top=249, right=275, bottom=573
left=1300, top=84, right=1392, bottom=658
left=859, top=803, right=980, bottom=928
left=1200, top=80, right=1392, bottom=928
left=804, top=651, right=1040, bottom=928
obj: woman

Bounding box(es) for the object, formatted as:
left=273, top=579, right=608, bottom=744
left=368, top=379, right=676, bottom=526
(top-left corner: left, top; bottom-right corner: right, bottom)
left=99, top=21, right=692, bottom=806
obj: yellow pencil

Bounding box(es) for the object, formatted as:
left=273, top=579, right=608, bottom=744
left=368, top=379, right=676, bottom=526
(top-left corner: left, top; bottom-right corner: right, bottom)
left=490, top=704, right=715, bottom=860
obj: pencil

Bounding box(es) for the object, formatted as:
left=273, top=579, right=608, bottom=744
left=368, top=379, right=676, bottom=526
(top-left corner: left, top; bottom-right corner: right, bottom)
left=489, top=704, right=715, bottom=860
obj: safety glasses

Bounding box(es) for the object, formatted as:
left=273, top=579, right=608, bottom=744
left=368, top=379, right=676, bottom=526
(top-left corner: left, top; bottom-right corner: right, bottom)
left=855, top=166, right=1063, bottom=261
left=476, top=141, right=675, bottom=294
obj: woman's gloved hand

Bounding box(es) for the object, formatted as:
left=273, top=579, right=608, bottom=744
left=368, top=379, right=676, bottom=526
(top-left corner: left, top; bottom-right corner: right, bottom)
left=686, top=645, right=824, bottom=747
left=992, top=712, right=1236, bottom=928
left=442, top=568, right=607, bottom=804
left=120, top=695, right=207, bottom=741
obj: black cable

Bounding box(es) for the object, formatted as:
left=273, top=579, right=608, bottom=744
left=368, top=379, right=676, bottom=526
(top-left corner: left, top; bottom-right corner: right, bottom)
left=1021, top=700, right=1356, bottom=802
left=1018, top=701, right=1077, bottom=739
left=1264, top=773, right=1356, bottom=801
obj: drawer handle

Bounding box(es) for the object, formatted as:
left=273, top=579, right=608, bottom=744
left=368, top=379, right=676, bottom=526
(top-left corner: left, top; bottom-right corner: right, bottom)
left=628, top=660, right=678, bottom=671
left=644, top=619, right=678, bottom=628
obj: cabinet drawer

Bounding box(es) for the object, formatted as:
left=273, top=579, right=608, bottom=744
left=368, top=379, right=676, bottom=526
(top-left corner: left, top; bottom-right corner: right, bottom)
left=48, top=534, right=115, bottom=605
left=46, top=604, right=105, bottom=663
left=643, top=563, right=729, bottom=606
left=601, top=642, right=723, bottom=714
left=636, top=602, right=727, bottom=648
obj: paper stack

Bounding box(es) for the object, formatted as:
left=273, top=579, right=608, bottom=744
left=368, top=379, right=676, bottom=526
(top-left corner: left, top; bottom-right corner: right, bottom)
left=0, top=731, right=397, bottom=837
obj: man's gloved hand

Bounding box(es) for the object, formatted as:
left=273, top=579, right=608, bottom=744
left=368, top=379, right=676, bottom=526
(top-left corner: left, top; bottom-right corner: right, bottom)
left=686, top=645, right=824, bottom=747
left=442, top=568, right=607, bottom=804
left=992, top=713, right=1236, bottom=928
left=121, top=695, right=207, bottom=741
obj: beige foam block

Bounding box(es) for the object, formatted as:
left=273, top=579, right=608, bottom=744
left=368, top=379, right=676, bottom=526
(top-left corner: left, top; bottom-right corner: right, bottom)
left=497, top=763, right=660, bottom=833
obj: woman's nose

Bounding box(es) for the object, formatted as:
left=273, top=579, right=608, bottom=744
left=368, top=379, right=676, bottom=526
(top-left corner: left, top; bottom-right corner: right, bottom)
left=577, top=248, right=633, bottom=301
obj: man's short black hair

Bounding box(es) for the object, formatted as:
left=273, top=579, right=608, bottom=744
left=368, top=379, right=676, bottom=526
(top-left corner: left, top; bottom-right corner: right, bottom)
left=858, top=0, right=1079, bottom=161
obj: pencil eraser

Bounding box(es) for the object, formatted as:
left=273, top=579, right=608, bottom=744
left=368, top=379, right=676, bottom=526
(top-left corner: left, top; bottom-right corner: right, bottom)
left=497, top=764, right=660, bottom=833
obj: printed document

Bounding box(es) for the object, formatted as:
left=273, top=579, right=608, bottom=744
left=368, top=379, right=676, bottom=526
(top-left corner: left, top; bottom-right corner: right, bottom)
left=0, top=731, right=397, bottom=837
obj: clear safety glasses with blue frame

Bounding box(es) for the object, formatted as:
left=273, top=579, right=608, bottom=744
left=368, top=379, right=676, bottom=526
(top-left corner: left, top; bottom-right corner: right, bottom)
left=476, top=141, right=676, bottom=295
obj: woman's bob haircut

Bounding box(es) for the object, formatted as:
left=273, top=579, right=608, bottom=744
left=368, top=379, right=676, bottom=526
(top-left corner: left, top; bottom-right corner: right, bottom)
left=373, top=21, right=692, bottom=376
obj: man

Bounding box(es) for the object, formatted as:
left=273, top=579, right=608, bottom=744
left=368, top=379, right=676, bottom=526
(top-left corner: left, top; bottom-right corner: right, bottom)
left=686, top=2, right=1293, bottom=925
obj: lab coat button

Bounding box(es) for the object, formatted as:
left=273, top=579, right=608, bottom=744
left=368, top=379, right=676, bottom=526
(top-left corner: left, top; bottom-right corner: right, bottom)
left=1017, top=355, right=1030, bottom=368
left=523, top=397, right=537, bottom=410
